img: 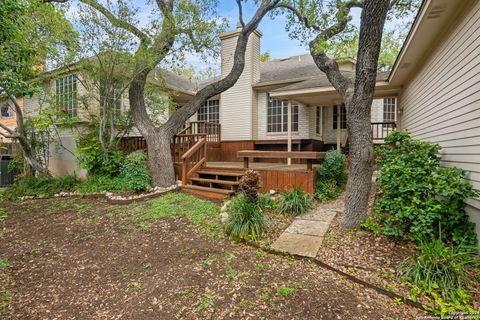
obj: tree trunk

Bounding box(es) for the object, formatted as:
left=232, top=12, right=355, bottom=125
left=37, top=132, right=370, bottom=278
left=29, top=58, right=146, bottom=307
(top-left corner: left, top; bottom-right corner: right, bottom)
left=342, top=0, right=389, bottom=227
left=145, top=129, right=176, bottom=187
left=341, top=98, right=374, bottom=227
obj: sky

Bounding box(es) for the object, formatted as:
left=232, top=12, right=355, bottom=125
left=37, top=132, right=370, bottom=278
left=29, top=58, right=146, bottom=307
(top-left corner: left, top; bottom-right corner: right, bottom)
left=65, top=0, right=417, bottom=75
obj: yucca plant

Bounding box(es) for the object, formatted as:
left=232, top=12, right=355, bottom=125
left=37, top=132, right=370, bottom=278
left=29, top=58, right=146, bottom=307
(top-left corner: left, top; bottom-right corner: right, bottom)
left=224, top=194, right=265, bottom=241
left=278, top=187, right=313, bottom=216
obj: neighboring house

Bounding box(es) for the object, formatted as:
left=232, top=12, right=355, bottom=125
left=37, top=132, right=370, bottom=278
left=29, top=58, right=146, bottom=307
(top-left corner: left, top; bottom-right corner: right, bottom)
left=0, top=98, right=22, bottom=143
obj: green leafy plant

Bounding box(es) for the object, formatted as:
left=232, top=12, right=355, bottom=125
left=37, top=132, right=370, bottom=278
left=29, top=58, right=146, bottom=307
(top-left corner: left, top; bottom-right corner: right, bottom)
left=120, top=151, right=150, bottom=192
left=374, top=131, right=478, bottom=247
left=0, top=208, right=8, bottom=221
left=316, top=149, right=347, bottom=185
left=224, top=194, right=265, bottom=241
left=276, top=285, right=295, bottom=298
left=2, top=174, right=78, bottom=200
left=278, top=187, right=313, bottom=216
left=315, top=179, right=341, bottom=202
left=315, top=150, right=347, bottom=201
left=360, top=216, right=381, bottom=235
left=258, top=192, right=276, bottom=209
left=401, top=237, right=477, bottom=299
left=76, top=175, right=127, bottom=193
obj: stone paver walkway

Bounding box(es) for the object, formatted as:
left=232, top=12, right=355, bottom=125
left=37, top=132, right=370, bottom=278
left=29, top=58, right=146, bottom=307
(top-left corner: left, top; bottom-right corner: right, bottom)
left=271, top=206, right=340, bottom=258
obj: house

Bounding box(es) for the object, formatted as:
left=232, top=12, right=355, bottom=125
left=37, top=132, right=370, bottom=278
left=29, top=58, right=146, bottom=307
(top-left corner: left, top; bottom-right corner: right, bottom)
left=0, top=97, right=23, bottom=143
left=12, top=0, right=479, bottom=240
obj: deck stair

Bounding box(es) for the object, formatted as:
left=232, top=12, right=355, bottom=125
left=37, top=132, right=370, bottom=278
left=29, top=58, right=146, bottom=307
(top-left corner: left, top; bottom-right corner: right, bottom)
left=172, top=121, right=243, bottom=200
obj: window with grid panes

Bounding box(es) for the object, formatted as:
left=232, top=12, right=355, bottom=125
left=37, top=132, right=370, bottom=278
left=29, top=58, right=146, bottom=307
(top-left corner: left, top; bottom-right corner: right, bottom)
left=197, top=99, right=219, bottom=123
left=56, top=75, right=77, bottom=116
left=383, top=98, right=396, bottom=122
left=267, top=96, right=298, bottom=133
left=333, top=104, right=347, bottom=129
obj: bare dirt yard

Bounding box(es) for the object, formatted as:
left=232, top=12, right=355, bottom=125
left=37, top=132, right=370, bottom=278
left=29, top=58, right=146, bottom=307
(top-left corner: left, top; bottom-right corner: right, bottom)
left=0, top=193, right=424, bottom=319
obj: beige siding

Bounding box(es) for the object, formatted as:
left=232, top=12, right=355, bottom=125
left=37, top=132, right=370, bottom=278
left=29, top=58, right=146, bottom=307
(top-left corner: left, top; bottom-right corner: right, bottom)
left=399, top=1, right=480, bottom=242
left=219, top=31, right=261, bottom=141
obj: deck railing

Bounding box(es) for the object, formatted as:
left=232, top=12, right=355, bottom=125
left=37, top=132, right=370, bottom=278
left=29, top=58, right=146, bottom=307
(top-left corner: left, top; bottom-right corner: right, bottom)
left=371, top=122, right=396, bottom=142
left=189, top=121, right=221, bottom=143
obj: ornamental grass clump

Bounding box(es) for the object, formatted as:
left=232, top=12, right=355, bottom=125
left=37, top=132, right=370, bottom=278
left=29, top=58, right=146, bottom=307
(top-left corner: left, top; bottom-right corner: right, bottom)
left=224, top=170, right=265, bottom=241
left=401, top=237, right=477, bottom=299
left=278, top=187, right=313, bottom=216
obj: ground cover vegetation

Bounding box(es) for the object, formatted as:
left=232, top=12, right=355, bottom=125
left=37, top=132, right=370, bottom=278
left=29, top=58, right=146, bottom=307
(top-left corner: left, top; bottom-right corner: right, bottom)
left=362, top=131, right=480, bottom=314
left=315, top=149, right=347, bottom=201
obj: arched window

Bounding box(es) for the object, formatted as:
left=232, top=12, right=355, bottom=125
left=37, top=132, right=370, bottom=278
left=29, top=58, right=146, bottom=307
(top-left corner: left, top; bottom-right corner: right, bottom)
left=0, top=103, right=13, bottom=118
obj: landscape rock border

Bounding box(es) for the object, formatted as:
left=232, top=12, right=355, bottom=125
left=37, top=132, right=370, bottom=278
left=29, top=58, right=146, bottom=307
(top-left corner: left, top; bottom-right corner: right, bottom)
left=18, top=185, right=177, bottom=205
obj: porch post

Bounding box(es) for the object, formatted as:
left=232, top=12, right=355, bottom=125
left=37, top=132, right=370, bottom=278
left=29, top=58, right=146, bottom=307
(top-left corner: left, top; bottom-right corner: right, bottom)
left=287, top=100, right=292, bottom=166
left=336, top=105, right=341, bottom=151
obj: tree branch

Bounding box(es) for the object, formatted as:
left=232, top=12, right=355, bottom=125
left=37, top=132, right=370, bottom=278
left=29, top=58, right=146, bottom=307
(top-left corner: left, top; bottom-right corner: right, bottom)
left=236, top=0, right=245, bottom=28
left=276, top=0, right=364, bottom=97
left=164, top=0, right=280, bottom=136
left=0, top=124, right=16, bottom=137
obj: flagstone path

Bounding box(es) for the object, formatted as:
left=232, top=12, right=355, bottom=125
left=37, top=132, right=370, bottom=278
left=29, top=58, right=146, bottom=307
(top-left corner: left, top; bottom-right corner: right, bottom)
left=271, top=200, right=343, bottom=258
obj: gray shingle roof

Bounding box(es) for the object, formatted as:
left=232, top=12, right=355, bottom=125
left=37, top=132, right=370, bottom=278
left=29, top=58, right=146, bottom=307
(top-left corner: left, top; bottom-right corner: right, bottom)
left=270, top=70, right=390, bottom=92
left=258, top=53, right=323, bottom=84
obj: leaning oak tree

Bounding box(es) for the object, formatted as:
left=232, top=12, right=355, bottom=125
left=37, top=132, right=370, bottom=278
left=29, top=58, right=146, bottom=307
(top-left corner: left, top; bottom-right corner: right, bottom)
left=48, top=0, right=280, bottom=187
left=276, top=0, right=417, bottom=227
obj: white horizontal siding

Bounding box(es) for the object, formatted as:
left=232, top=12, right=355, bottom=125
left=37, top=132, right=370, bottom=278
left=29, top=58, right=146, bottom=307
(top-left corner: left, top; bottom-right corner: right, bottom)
left=399, top=1, right=480, bottom=244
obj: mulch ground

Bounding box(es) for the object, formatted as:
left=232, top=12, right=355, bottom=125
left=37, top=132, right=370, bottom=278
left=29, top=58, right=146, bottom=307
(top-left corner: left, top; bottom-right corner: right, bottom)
left=316, top=185, right=480, bottom=311
left=0, top=194, right=425, bottom=319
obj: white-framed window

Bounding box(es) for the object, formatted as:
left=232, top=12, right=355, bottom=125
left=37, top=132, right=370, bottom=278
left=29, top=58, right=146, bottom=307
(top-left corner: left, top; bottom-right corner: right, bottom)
left=56, top=74, right=77, bottom=116
left=315, top=106, right=322, bottom=135
left=0, top=103, right=14, bottom=119
left=267, top=96, right=299, bottom=133
left=198, top=99, right=219, bottom=123
left=383, top=98, right=396, bottom=122
left=333, top=104, right=347, bottom=129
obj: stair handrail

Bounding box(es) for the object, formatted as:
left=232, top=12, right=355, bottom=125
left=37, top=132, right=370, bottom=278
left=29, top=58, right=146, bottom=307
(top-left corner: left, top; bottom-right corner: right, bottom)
left=181, top=136, right=207, bottom=186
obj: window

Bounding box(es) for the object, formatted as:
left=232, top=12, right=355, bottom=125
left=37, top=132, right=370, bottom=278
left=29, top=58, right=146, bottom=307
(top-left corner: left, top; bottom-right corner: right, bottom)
left=0, top=103, right=13, bottom=118
left=315, top=106, right=322, bottom=135
left=267, top=96, right=299, bottom=133
left=383, top=98, right=396, bottom=122
left=333, top=104, right=347, bottom=129
left=56, top=75, right=77, bottom=116
left=198, top=99, right=219, bottom=123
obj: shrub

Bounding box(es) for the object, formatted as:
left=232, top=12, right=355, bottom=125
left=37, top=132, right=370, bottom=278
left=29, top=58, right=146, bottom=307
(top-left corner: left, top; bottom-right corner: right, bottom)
left=278, top=187, right=313, bottom=216
left=76, top=133, right=125, bottom=176
left=316, top=150, right=347, bottom=185
left=120, top=151, right=151, bottom=192
left=238, top=170, right=261, bottom=204
left=224, top=194, right=265, bottom=241
left=2, top=174, right=78, bottom=200
left=258, top=192, right=276, bottom=209
left=76, top=175, right=127, bottom=193
left=374, top=131, right=478, bottom=247
left=315, top=150, right=347, bottom=201
left=401, top=237, right=477, bottom=299
left=315, top=179, right=341, bottom=202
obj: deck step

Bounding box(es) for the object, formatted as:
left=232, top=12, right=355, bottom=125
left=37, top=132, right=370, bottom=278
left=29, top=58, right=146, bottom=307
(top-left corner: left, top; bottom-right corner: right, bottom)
left=182, top=184, right=234, bottom=201
left=190, top=177, right=239, bottom=186
left=196, top=170, right=245, bottom=177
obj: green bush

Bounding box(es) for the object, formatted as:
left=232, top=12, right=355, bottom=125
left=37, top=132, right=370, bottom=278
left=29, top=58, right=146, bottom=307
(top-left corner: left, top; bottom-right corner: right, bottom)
left=374, top=131, right=478, bottom=247
left=224, top=194, right=265, bottom=241
left=401, top=237, right=477, bottom=299
left=76, top=133, right=125, bottom=176
left=316, top=150, right=347, bottom=185
left=278, top=187, right=313, bottom=216
left=120, top=151, right=151, bottom=192
left=258, top=192, right=276, bottom=209
left=315, top=179, right=341, bottom=202
left=76, top=175, right=127, bottom=193
left=2, top=174, right=78, bottom=200
left=315, top=150, right=347, bottom=201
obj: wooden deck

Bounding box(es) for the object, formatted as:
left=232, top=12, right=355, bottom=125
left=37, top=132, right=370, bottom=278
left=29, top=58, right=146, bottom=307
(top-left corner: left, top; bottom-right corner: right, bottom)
left=205, top=162, right=318, bottom=194
left=206, top=162, right=320, bottom=172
